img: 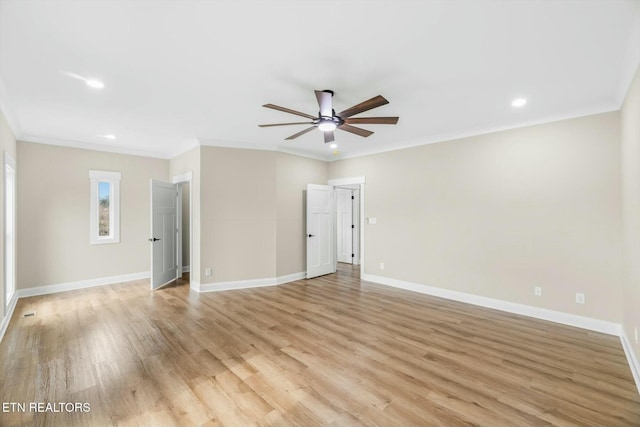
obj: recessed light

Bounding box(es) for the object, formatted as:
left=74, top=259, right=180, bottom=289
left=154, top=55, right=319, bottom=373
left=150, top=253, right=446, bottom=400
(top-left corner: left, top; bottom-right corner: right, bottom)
left=329, top=143, right=338, bottom=149
left=85, top=79, right=105, bottom=89
left=512, top=97, right=527, bottom=108
left=60, top=71, right=105, bottom=90
left=97, top=134, right=116, bottom=140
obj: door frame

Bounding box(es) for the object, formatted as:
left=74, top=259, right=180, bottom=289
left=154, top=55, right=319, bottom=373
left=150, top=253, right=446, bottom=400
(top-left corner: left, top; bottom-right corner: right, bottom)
left=335, top=187, right=353, bottom=264
left=328, top=176, right=365, bottom=277
left=3, top=152, right=16, bottom=312
left=172, top=172, right=193, bottom=279
left=335, top=186, right=361, bottom=265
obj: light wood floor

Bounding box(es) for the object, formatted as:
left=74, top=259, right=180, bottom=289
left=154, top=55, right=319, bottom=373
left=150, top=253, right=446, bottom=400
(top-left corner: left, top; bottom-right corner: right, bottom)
left=1, top=265, right=639, bottom=426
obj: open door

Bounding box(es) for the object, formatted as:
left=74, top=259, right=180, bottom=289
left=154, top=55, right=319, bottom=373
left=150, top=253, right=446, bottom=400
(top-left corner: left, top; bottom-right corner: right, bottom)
left=306, top=184, right=335, bottom=279
left=150, top=180, right=178, bottom=290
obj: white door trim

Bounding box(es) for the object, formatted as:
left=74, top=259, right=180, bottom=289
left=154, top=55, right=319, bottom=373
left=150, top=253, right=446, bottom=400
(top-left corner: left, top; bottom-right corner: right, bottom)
left=328, top=176, right=365, bottom=277
left=329, top=176, right=365, bottom=186
left=352, top=189, right=360, bottom=265
left=172, top=172, right=193, bottom=281
left=3, top=152, right=16, bottom=313
left=176, top=184, right=183, bottom=276
left=336, top=188, right=354, bottom=264
left=172, top=172, right=193, bottom=184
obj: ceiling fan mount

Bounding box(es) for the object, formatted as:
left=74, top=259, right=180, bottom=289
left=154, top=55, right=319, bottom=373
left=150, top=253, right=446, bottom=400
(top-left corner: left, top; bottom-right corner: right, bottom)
left=259, top=89, right=398, bottom=144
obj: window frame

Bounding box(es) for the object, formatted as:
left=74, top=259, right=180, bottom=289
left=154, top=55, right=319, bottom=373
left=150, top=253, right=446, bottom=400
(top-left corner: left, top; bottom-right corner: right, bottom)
left=89, top=170, right=121, bottom=245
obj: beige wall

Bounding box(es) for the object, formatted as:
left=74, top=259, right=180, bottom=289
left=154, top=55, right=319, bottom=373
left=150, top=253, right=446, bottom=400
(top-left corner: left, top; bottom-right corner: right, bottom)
left=13, top=142, right=326, bottom=290
left=200, top=147, right=277, bottom=283
left=169, top=146, right=200, bottom=284
left=622, top=64, right=640, bottom=361
left=330, top=112, right=623, bottom=322
left=0, top=112, right=17, bottom=321
left=17, top=142, right=169, bottom=288
left=196, top=148, right=328, bottom=283
left=276, top=152, right=328, bottom=277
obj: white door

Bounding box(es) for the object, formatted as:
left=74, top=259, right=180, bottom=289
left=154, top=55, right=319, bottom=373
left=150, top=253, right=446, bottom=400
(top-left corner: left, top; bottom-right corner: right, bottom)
left=336, top=188, right=353, bottom=264
left=306, top=184, right=335, bottom=279
left=150, top=180, right=178, bottom=290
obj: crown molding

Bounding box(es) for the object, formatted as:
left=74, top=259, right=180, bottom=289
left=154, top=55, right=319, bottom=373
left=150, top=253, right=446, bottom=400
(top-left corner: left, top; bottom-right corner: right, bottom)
left=332, top=104, right=620, bottom=162
left=166, top=137, right=201, bottom=159
left=198, top=138, right=329, bottom=162
left=198, top=137, right=278, bottom=152
left=20, top=134, right=170, bottom=159
left=277, top=145, right=329, bottom=162
left=9, top=102, right=625, bottom=164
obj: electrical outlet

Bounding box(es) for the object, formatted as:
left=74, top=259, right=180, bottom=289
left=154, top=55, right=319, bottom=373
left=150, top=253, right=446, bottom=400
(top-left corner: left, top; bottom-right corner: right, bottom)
left=534, top=286, right=542, bottom=296
left=575, top=293, right=585, bottom=304
left=635, top=327, right=638, bottom=344
left=205, top=267, right=213, bottom=277
left=379, top=262, right=385, bottom=270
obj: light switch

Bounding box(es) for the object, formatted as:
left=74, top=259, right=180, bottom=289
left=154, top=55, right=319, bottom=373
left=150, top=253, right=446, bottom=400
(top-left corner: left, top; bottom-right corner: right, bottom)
left=369, top=217, right=377, bottom=224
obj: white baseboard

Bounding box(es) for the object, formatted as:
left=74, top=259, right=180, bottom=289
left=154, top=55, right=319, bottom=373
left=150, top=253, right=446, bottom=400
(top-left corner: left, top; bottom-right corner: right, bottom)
left=277, top=272, right=305, bottom=285
left=196, top=272, right=305, bottom=293
left=17, top=271, right=150, bottom=298
left=0, top=292, right=18, bottom=343
left=362, top=273, right=621, bottom=336
left=621, top=329, right=640, bottom=395
left=199, top=277, right=277, bottom=292
left=182, top=266, right=190, bottom=273
left=190, top=280, right=200, bottom=292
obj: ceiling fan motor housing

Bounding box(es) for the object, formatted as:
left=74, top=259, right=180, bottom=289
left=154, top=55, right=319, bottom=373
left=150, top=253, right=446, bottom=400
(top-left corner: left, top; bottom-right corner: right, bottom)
left=314, top=115, right=343, bottom=127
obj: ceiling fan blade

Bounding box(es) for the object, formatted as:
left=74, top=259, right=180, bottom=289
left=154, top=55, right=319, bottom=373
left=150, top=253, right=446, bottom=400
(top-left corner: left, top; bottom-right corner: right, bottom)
left=285, top=126, right=317, bottom=140
left=262, top=103, right=316, bottom=120
left=315, top=90, right=333, bottom=117
left=338, top=95, right=389, bottom=119
left=258, top=121, right=313, bottom=127
left=344, top=116, right=399, bottom=125
left=324, top=130, right=335, bottom=144
left=338, top=124, right=374, bottom=138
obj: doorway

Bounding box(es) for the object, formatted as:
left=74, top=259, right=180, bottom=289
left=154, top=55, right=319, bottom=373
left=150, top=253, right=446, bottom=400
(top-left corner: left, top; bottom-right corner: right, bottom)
left=328, top=177, right=365, bottom=277
left=305, top=177, right=366, bottom=279
left=335, top=186, right=360, bottom=265
left=178, top=182, right=191, bottom=276
left=149, top=173, right=192, bottom=290
left=4, top=153, right=16, bottom=309
left=172, top=172, right=192, bottom=284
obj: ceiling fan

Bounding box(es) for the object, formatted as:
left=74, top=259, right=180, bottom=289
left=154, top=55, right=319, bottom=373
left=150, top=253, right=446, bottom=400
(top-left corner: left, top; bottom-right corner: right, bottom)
left=259, top=90, right=399, bottom=143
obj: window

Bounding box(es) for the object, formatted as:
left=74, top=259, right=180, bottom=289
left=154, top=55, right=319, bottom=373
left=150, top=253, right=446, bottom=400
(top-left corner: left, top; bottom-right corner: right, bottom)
left=90, top=170, right=121, bottom=244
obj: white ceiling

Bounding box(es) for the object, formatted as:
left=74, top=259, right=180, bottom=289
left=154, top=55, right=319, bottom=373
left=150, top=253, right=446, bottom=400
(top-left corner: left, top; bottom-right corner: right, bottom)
left=1, top=0, right=639, bottom=161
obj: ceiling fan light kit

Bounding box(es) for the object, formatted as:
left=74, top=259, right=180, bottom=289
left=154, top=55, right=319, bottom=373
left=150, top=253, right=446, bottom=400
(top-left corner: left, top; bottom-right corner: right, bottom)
left=259, top=89, right=399, bottom=143
left=317, top=119, right=338, bottom=132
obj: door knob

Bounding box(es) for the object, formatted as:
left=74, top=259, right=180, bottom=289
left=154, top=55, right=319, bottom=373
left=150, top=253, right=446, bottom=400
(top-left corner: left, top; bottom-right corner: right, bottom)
left=308, top=234, right=315, bottom=238
left=148, top=237, right=161, bottom=242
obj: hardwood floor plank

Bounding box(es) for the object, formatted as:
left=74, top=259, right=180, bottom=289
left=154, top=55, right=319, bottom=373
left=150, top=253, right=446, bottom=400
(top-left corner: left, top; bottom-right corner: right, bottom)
left=1, top=267, right=639, bottom=426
